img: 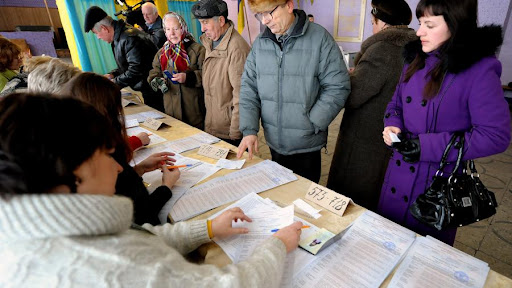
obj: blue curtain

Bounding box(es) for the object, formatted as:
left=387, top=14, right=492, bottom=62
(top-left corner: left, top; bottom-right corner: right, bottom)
left=167, top=1, right=202, bottom=42
left=65, top=0, right=117, bottom=74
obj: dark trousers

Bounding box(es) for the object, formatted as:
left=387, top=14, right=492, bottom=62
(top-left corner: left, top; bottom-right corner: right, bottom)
left=220, top=137, right=241, bottom=147
left=141, top=88, right=164, bottom=112
left=270, top=148, right=321, bottom=183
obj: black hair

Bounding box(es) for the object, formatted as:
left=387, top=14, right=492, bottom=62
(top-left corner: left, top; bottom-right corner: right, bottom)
left=0, top=93, right=119, bottom=196
left=405, top=0, right=478, bottom=98
left=308, top=14, right=314, bottom=18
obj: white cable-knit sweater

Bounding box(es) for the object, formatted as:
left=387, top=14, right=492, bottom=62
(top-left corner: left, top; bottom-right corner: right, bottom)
left=0, top=194, right=287, bottom=287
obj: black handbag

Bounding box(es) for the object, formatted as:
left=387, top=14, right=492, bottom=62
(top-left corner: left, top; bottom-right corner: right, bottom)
left=409, top=132, right=498, bottom=230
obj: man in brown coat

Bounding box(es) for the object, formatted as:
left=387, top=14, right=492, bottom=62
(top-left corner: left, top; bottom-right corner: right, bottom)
left=192, top=0, right=250, bottom=146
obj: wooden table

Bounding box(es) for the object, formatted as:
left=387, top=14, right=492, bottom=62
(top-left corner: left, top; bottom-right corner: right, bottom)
left=124, top=95, right=512, bottom=287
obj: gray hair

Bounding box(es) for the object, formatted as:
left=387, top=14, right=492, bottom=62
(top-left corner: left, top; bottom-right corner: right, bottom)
left=142, top=2, right=158, bottom=14
left=28, top=58, right=81, bottom=94
left=92, top=16, right=114, bottom=32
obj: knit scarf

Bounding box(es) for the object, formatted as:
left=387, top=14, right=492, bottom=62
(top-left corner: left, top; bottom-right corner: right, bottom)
left=160, top=38, right=190, bottom=73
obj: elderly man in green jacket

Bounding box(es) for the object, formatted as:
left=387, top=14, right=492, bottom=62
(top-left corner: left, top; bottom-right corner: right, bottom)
left=237, top=0, right=350, bottom=183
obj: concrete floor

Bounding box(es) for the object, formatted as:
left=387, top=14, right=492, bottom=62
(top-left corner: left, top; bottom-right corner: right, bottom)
left=256, top=108, right=512, bottom=279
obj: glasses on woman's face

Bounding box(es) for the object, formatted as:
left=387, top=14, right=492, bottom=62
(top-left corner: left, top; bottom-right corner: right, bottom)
left=254, top=4, right=281, bottom=22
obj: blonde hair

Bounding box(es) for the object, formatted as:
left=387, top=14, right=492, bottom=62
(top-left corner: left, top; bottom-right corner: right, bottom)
left=22, top=56, right=53, bottom=73
left=28, top=58, right=81, bottom=94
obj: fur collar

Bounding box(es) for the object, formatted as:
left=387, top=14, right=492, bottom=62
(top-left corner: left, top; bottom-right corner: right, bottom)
left=360, top=27, right=418, bottom=55
left=403, top=25, right=503, bottom=73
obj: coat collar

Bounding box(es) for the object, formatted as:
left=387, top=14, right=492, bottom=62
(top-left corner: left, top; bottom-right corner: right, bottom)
left=261, top=9, right=308, bottom=43
left=403, top=25, right=503, bottom=74
left=355, top=27, right=417, bottom=65
left=200, top=20, right=235, bottom=53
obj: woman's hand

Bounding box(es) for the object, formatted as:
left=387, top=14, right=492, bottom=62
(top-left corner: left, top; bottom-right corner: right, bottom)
left=136, top=132, right=151, bottom=146
left=171, top=73, right=186, bottom=84
left=383, top=126, right=401, bottom=146
left=273, top=221, right=303, bottom=253
left=134, top=152, right=176, bottom=176
left=162, top=164, right=180, bottom=188
left=211, top=207, right=252, bottom=239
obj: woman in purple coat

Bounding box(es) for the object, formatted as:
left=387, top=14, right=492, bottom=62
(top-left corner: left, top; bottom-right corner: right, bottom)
left=379, top=0, right=511, bottom=245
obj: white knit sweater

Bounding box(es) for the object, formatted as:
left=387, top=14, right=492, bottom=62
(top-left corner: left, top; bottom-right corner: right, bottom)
left=0, top=194, right=287, bottom=287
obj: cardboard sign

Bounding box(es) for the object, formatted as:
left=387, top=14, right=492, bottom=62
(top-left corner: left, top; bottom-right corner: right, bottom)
left=197, top=144, right=229, bottom=159
left=304, top=183, right=352, bottom=217
left=142, top=117, right=166, bottom=130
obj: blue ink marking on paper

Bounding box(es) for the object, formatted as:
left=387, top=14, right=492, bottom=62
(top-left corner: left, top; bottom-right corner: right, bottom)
left=454, top=271, right=469, bottom=283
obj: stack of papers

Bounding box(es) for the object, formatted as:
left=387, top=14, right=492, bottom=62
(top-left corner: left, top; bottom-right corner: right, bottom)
left=388, top=236, right=490, bottom=288
left=125, top=111, right=165, bottom=123
left=292, top=211, right=416, bottom=288
left=166, top=132, right=221, bottom=153
left=170, top=160, right=297, bottom=222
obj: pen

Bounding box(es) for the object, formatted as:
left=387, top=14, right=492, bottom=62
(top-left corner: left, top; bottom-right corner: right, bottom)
left=166, top=164, right=194, bottom=169
left=270, top=226, right=310, bottom=233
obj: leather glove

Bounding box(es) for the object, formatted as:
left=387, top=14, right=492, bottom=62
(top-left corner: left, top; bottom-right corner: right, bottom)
left=392, top=134, right=420, bottom=163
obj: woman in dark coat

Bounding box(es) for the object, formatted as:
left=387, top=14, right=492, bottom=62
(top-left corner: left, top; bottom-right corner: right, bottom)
left=379, top=0, right=510, bottom=245
left=327, top=0, right=417, bottom=211
left=148, top=12, right=206, bottom=130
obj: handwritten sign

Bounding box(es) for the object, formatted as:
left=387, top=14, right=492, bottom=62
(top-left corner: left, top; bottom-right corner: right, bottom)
left=142, top=118, right=165, bottom=130
left=198, top=144, right=229, bottom=159
left=304, top=183, right=352, bottom=217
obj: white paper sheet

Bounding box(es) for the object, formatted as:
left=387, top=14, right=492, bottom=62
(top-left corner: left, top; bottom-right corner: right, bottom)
left=216, top=158, right=246, bottom=170
left=125, top=111, right=165, bottom=123
left=293, top=199, right=322, bottom=219
left=165, top=132, right=221, bottom=153
left=125, top=118, right=139, bottom=128
left=126, top=126, right=167, bottom=146
left=388, top=236, right=489, bottom=288
left=292, top=211, right=416, bottom=288
left=170, top=160, right=297, bottom=222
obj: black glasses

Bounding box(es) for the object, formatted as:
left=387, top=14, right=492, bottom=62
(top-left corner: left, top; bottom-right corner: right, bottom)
left=254, top=4, right=281, bottom=22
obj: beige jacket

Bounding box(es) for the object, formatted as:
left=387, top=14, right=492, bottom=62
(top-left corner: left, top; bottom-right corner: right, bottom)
left=148, top=41, right=206, bottom=129
left=200, top=21, right=250, bottom=140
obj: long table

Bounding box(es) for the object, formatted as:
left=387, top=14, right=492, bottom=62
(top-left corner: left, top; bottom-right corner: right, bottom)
left=123, top=95, right=512, bottom=287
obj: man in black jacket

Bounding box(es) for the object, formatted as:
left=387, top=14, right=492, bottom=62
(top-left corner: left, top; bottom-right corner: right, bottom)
left=84, top=6, right=164, bottom=112
left=141, top=2, right=166, bottom=48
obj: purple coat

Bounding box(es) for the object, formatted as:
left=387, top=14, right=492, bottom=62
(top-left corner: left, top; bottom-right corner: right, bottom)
left=378, top=51, right=511, bottom=245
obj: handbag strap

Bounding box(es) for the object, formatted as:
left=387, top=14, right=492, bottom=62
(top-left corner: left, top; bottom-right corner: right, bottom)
left=436, top=132, right=465, bottom=176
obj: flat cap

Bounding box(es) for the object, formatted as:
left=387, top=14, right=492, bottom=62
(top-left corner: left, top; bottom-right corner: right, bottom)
left=84, top=6, right=108, bottom=32
left=191, top=0, right=228, bottom=19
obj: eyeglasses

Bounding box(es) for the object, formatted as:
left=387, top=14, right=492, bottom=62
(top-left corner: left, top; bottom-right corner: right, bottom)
left=254, top=4, right=281, bottom=22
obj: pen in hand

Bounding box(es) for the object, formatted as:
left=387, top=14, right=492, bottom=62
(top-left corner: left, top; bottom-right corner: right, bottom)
left=271, top=226, right=310, bottom=233
left=166, top=164, right=194, bottom=170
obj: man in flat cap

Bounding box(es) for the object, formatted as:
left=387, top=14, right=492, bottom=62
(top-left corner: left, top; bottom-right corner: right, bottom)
left=191, top=0, right=250, bottom=146
left=84, top=6, right=164, bottom=112
left=237, top=0, right=350, bottom=183
left=141, top=2, right=166, bottom=48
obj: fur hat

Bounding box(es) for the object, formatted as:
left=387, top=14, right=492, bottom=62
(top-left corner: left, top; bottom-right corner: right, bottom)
left=191, top=0, right=228, bottom=19
left=371, top=0, right=412, bottom=26
left=247, top=0, right=288, bottom=14
left=84, top=6, right=108, bottom=33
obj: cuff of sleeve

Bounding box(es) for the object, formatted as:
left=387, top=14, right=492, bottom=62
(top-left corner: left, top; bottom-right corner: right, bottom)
left=184, top=71, right=197, bottom=87
left=188, top=220, right=211, bottom=247
left=242, top=130, right=258, bottom=137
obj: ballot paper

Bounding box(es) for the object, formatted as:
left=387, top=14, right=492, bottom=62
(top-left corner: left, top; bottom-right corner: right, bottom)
left=166, top=132, right=221, bottom=153
left=292, top=211, right=416, bottom=288
left=215, top=158, right=246, bottom=170
left=126, top=126, right=167, bottom=146
left=125, top=118, right=139, bottom=128
left=388, top=236, right=490, bottom=288
left=125, top=111, right=165, bottom=123
left=170, top=160, right=297, bottom=222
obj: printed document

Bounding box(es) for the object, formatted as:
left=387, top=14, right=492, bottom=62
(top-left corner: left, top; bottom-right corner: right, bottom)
left=126, top=126, right=167, bottom=146
left=292, top=211, right=416, bottom=288
left=169, top=160, right=297, bottom=222
left=388, top=236, right=489, bottom=288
